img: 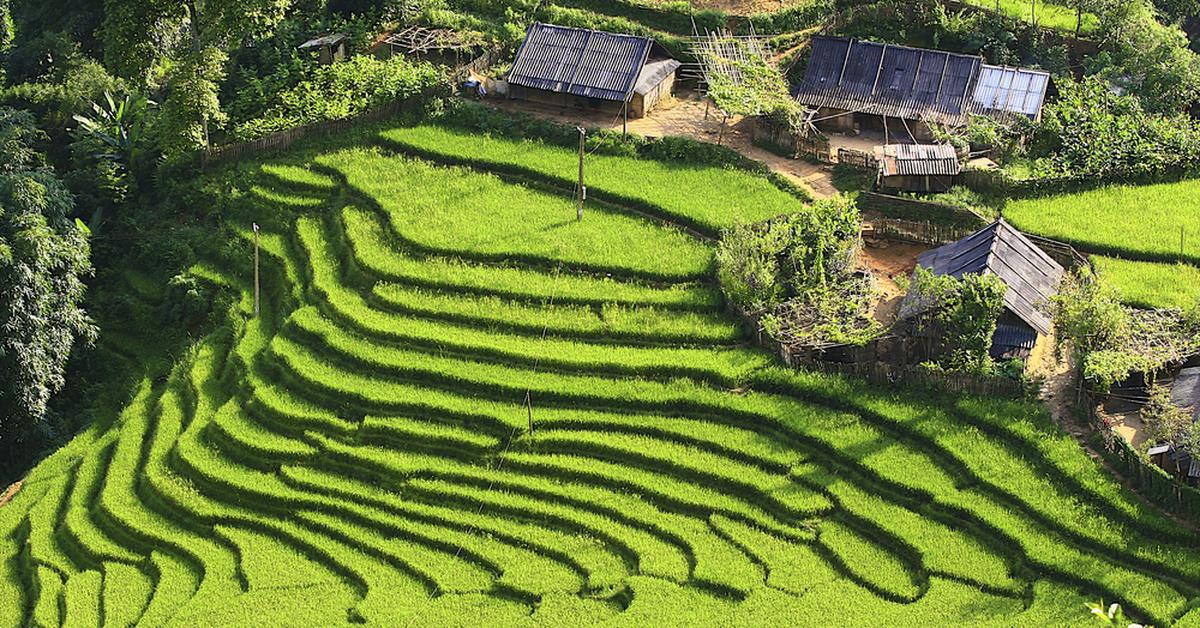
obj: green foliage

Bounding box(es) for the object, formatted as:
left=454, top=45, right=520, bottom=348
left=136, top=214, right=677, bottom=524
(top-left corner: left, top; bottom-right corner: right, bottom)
left=912, top=266, right=1007, bottom=373
left=718, top=195, right=861, bottom=312
left=1052, top=268, right=1200, bottom=390
left=1031, top=77, right=1200, bottom=180
left=0, top=107, right=96, bottom=455
left=231, top=55, right=443, bottom=141
left=156, top=48, right=229, bottom=154
left=1141, top=384, right=1192, bottom=446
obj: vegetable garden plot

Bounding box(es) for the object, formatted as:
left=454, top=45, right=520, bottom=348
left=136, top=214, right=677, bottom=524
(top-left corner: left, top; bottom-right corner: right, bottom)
left=5, top=122, right=1200, bottom=626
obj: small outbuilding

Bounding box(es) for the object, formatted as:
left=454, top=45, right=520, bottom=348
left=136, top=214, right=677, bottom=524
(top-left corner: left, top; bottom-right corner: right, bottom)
left=299, top=33, right=349, bottom=65
left=875, top=143, right=961, bottom=193
left=794, top=36, right=1051, bottom=140
left=900, top=219, right=1065, bottom=360
left=507, top=22, right=680, bottom=119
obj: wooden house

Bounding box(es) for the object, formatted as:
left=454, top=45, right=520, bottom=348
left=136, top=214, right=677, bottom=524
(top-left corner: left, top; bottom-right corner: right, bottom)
left=875, top=143, right=961, bottom=193
left=507, top=23, right=680, bottom=119
left=793, top=37, right=1050, bottom=140
left=899, top=219, right=1065, bottom=361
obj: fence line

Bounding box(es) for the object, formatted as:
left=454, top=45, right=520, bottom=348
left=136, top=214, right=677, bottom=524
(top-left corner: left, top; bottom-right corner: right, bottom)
left=837, top=147, right=877, bottom=171
left=856, top=191, right=987, bottom=227
left=1080, top=389, right=1200, bottom=521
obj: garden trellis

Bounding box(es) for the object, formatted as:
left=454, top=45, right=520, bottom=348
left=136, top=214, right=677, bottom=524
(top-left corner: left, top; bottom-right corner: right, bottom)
left=688, top=27, right=803, bottom=138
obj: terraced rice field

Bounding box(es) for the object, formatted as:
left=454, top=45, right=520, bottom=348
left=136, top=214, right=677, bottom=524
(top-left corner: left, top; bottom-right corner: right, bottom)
left=1004, top=179, right=1200, bottom=266
left=3, top=124, right=1200, bottom=626
left=1093, top=256, right=1200, bottom=310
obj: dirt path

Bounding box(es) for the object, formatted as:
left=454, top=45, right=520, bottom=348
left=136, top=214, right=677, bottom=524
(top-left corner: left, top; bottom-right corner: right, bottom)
left=0, top=481, right=22, bottom=508
left=485, top=95, right=838, bottom=199
left=1039, top=356, right=1200, bottom=531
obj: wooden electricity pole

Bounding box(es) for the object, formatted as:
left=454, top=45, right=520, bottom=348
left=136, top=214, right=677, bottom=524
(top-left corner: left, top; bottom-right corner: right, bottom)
left=576, top=127, right=586, bottom=221
left=252, top=222, right=261, bottom=318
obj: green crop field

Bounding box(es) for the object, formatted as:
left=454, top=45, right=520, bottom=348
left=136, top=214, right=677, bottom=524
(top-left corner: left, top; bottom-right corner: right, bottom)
left=1004, top=178, right=1200, bottom=266
left=3, top=121, right=1200, bottom=626
left=961, top=0, right=1098, bottom=34
left=1093, top=256, right=1200, bottom=310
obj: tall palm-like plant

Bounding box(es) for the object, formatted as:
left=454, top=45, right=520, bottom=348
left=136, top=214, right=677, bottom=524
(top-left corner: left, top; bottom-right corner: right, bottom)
left=73, top=91, right=155, bottom=169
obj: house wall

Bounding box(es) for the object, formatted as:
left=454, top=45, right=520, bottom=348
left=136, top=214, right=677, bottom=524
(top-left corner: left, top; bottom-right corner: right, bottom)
left=509, top=85, right=625, bottom=115
left=639, top=71, right=676, bottom=117
left=878, top=174, right=956, bottom=193
left=814, top=107, right=856, bottom=134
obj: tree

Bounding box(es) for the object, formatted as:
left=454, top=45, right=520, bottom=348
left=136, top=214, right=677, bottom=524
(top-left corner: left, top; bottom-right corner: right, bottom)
left=1142, top=384, right=1192, bottom=445
left=101, top=0, right=295, bottom=152
left=0, top=107, right=96, bottom=461
left=912, top=267, right=1007, bottom=373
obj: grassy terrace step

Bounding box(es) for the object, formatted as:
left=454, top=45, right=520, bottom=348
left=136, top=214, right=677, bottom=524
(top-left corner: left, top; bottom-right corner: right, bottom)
left=26, top=471, right=78, bottom=579
left=1093, top=256, right=1200, bottom=310
left=314, top=149, right=714, bottom=281
left=406, top=478, right=764, bottom=598
left=99, top=561, right=152, bottom=627
left=1004, top=178, right=1200, bottom=265
left=308, top=436, right=694, bottom=584
left=772, top=372, right=1200, bottom=564
left=525, top=429, right=828, bottom=522
left=60, top=438, right=143, bottom=567
left=209, top=399, right=319, bottom=468
left=62, top=569, right=102, bottom=628
left=359, top=415, right=502, bottom=457
left=796, top=465, right=1018, bottom=594
left=709, top=515, right=841, bottom=596
left=282, top=465, right=631, bottom=594
left=341, top=205, right=720, bottom=311
left=370, top=281, right=742, bottom=344
left=503, top=452, right=820, bottom=541
left=817, top=520, right=923, bottom=602
left=377, top=124, right=802, bottom=236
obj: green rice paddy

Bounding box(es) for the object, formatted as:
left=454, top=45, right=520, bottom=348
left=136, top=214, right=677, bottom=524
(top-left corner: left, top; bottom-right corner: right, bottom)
left=1, top=123, right=1197, bottom=626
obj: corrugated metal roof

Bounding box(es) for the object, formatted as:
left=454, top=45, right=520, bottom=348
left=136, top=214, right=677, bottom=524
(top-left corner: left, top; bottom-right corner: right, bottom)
left=299, top=33, right=348, bottom=49
left=914, top=219, right=1065, bottom=335
left=1172, top=366, right=1200, bottom=423
left=634, top=58, right=680, bottom=95
left=972, top=65, right=1050, bottom=119
left=876, top=143, right=961, bottom=176
left=508, top=23, right=653, bottom=102
left=795, top=36, right=1049, bottom=125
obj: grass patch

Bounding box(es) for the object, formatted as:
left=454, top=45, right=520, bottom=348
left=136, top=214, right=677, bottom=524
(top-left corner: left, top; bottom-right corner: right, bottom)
left=1093, top=256, right=1200, bottom=310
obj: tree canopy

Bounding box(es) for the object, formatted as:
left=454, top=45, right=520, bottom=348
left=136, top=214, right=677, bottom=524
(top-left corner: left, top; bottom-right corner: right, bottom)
left=0, top=107, right=96, bottom=455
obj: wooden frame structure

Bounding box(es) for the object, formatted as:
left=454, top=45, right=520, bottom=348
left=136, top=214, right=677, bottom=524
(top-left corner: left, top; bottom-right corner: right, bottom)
left=381, top=26, right=476, bottom=57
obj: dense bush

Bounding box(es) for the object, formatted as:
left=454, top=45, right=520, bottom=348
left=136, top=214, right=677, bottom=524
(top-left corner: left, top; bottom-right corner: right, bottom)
left=911, top=267, right=1007, bottom=373
left=230, top=55, right=444, bottom=141
left=1142, top=384, right=1193, bottom=445
left=0, top=107, right=96, bottom=465
left=1030, top=77, right=1200, bottom=180
left=718, top=196, right=861, bottom=312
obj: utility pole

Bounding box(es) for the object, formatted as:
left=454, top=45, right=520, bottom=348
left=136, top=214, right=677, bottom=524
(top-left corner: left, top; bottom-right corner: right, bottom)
left=622, top=100, right=628, bottom=138
left=525, top=391, right=534, bottom=438
left=252, top=222, right=261, bottom=318
left=576, top=126, right=586, bottom=221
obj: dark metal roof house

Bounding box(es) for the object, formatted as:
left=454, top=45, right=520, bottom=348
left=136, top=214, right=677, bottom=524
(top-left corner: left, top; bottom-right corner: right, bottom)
left=794, top=36, right=1050, bottom=127
left=507, top=23, right=680, bottom=117
left=901, top=219, right=1065, bottom=359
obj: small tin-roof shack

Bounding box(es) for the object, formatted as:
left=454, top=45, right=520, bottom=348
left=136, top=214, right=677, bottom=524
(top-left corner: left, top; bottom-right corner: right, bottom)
left=794, top=37, right=1050, bottom=140
left=875, top=143, right=961, bottom=193
left=507, top=23, right=680, bottom=118
left=299, top=33, right=349, bottom=65
left=900, top=219, right=1065, bottom=360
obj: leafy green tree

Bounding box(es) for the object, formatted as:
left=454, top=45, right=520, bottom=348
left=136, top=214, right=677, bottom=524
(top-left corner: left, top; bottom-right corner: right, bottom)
left=912, top=267, right=1007, bottom=373
left=102, top=0, right=295, bottom=152
left=0, top=107, right=96, bottom=460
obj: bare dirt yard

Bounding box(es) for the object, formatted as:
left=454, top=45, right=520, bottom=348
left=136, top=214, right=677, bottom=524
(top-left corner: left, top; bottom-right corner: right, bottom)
left=484, top=94, right=839, bottom=199
left=856, top=238, right=925, bottom=325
